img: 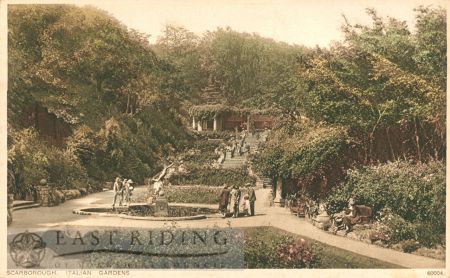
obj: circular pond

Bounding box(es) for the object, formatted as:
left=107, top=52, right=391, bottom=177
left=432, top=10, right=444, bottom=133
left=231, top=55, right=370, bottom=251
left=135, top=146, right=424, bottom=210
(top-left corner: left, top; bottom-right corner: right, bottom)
left=73, top=203, right=220, bottom=221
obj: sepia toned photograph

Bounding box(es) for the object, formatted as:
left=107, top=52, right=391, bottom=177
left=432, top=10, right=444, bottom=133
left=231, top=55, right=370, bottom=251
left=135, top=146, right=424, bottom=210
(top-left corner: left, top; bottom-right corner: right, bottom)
left=3, top=0, right=447, bottom=276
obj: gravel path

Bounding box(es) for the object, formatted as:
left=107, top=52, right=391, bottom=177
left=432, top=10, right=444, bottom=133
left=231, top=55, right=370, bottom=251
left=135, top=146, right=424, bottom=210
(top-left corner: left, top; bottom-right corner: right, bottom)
left=8, top=186, right=445, bottom=269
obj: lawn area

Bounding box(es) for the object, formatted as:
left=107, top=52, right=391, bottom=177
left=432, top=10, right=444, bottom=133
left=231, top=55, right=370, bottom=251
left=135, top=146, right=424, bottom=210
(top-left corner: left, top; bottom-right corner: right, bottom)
left=242, top=226, right=402, bottom=269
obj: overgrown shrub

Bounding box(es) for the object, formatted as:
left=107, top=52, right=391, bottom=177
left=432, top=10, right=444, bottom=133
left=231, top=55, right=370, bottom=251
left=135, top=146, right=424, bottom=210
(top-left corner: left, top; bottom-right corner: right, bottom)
left=253, top=121, right=352, bottom=198
left=326, top=160, right=445, bottom=246
left=8, top=106, right=190, bottom=198
left=8, top=128, right=87, bottom=195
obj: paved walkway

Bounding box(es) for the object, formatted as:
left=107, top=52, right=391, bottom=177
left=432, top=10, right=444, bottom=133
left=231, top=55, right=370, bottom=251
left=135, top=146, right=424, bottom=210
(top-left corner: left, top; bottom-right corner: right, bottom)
left=8, top=187, right=445, bottom=269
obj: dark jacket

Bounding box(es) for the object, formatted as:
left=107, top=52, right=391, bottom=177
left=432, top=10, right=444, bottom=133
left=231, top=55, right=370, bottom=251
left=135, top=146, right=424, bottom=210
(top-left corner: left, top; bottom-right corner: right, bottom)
left=248, top=188, right=256, bottom=202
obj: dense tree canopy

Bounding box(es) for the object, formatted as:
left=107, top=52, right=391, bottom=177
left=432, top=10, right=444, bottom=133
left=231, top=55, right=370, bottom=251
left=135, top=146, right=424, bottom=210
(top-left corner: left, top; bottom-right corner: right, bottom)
left=253, top=6, right=446, bottom=201
left=8, top=5, right=189, bottom=195
left=7, top=4, right=446, bottom=203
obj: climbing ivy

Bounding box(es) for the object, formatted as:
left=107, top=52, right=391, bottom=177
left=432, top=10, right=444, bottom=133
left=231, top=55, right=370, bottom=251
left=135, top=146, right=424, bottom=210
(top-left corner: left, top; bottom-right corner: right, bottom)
left=189, top=104, right=280, bottom=121
left=253, top=121, right=350, bottom=180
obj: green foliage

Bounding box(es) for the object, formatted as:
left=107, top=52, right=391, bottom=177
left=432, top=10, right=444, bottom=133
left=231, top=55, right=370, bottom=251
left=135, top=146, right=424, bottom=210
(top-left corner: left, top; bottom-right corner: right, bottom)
left=8, top=5, right=164, bottom=128
left=298, top=7, right=446, bottom=162
left=8, top=128, right=87, bottom=193
left=188, top=104, right=232, bottom=121
left=203, top=28, right=306, bottom=110
left=253, top=120, right=350, bottom=179
left=163, top=186, right=222, bottom=204
left=154, top=25, right=208, bottom=98
left=276, top=239, right=316, bottom=268
left=8, top=5, right=192, bottom=193
left=326, top=160, right=445, bottom=246
left=135, top=186, right=251, bottom=205
left=94, top=109, right=189, bottom=183
left=169, top=166, right=255, bottom=187
left=243, top=227, right=399, bottom=268
left=188, top=104, right=281, bottom=121
left=244, top=227, right=300, bottom=268
left=181, top=140, right=221, bottom=165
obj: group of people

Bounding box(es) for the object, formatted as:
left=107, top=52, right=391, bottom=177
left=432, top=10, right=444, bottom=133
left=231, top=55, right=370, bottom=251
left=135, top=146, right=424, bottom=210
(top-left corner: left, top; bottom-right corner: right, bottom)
left=226, top=131, right=250, bottom=158
left=219, top=184, right=256, bottom=217
left=112, top=177, right=134, bottom=207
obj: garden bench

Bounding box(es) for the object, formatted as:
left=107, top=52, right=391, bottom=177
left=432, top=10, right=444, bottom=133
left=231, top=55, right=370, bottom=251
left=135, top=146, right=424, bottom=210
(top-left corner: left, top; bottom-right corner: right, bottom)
left=341, top=205, right=373, bottom=231
left=289, top=198, right=307, bottom=217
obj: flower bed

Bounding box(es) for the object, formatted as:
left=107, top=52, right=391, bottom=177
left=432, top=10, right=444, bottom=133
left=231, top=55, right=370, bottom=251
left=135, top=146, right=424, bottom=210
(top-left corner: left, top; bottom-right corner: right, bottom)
left=243, top=226, right=400, bottom=268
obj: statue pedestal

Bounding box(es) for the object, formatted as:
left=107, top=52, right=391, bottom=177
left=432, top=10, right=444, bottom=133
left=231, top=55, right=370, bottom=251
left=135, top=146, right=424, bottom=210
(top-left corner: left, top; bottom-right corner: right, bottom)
left=154, top=196, right=169, bottom=217
left=313, top=205, right=331, bottom=230
left=273, top=177, right=284, bottom=207
left=7, top=194, right=13, bottom=225
left=37, top=186, right=52, bottom=207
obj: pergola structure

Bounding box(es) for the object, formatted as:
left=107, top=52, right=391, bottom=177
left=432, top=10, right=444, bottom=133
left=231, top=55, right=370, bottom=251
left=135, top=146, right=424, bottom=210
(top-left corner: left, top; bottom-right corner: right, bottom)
left=189, top=83, right=280, bottom=132
left=189, top=104, right=279, bottom=132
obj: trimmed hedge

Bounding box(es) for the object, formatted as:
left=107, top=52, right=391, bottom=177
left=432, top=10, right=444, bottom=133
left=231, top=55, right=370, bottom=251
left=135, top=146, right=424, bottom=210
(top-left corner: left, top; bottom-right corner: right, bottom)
left=135, top=186, right=250, bottom=204
left=169, top=166, right=256, bottom=187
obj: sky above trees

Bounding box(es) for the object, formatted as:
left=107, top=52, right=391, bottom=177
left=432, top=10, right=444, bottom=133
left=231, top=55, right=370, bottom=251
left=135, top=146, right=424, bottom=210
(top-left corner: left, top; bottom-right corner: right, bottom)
left=80, top=0, right=446, bottom=47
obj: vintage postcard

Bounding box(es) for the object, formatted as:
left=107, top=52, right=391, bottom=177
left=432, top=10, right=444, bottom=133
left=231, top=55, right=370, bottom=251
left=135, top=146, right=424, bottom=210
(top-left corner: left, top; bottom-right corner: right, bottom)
left=1, top=0, right=448, bottom=277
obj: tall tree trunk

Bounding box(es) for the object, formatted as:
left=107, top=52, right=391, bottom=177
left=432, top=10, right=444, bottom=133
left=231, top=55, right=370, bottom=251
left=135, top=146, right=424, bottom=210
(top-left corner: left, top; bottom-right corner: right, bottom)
left=413, top=117, right=422, bottom=161
left=126, top=94, right=131, bottom=114
left=34, top=102, right=39, bottom=130
left=96, top=79, right=102, bottom=101
left=386, top=126, right=396, bottom=161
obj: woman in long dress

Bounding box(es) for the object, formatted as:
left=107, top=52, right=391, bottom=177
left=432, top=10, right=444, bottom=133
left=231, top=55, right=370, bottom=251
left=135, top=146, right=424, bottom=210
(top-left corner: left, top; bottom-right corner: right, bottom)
left=229, top=186, right=241, bottom=218
left=218, top=185, right=230, bottom=216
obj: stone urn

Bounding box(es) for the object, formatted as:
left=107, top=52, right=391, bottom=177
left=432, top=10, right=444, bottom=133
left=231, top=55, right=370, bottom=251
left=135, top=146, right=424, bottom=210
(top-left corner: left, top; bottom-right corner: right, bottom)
left=314, top=204, right=331, bottom=230
left=36, top=179, right=54, bottom=207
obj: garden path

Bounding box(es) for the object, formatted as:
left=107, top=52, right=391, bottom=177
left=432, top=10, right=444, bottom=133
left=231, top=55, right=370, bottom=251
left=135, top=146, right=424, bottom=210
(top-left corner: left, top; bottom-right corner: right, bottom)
left=9, top=186, right=445, bottom=269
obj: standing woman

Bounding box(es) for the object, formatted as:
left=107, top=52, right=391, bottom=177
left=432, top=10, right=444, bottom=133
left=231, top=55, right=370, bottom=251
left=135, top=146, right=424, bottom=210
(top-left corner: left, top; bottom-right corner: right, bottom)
left=230, top=186, right=241, bottom=218
left=112, top=177, right=123, bottom=207
left=124, top=179, right=134, bottom=205
left=229, top=186, right=237, bottom=217
left=218, top=184, right=230, bottom=216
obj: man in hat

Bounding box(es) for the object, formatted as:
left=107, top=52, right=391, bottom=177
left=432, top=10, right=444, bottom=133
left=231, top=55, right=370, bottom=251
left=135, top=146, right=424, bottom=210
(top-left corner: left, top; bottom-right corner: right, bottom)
left=248, top=186, right=257, bottom=216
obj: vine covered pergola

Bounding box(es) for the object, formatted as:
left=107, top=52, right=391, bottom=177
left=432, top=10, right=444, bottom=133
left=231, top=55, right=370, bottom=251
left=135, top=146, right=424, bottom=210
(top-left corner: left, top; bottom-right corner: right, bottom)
left=188, top=104, right=280, bottom=132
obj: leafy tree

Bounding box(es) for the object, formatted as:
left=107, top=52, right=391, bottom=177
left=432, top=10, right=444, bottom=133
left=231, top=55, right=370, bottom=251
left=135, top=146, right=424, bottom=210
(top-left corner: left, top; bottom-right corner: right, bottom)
left=298, top=7, right=446, bottom=162
left=154, top=25, right=208, bottom=99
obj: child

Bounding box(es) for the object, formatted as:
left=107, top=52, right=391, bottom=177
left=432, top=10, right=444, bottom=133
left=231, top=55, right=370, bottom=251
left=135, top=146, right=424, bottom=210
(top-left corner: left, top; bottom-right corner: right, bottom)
left=242, top=195, right=251, bottom=216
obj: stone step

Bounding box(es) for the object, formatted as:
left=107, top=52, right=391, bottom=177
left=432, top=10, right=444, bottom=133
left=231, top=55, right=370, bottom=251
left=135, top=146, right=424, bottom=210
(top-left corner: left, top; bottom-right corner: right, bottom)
left=13, top=203, right=41, bottom=211
left=13, top=200, right=36, bottom=208
left=222, top=163, right=246, bottom=166
left=222, top=165, right=243, bottom=169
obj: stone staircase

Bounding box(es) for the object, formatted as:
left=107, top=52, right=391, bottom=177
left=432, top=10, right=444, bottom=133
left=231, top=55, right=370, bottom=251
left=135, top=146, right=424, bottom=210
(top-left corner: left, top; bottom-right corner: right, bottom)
left=245, top=133, right=260, bottom=153
left=222, top=153, right=247, bottom=169
left=12, top=200, right=41, bottom=211
left=220, top=131, right=270, bottom=170
left=260, top=175, right=273, bottom=188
